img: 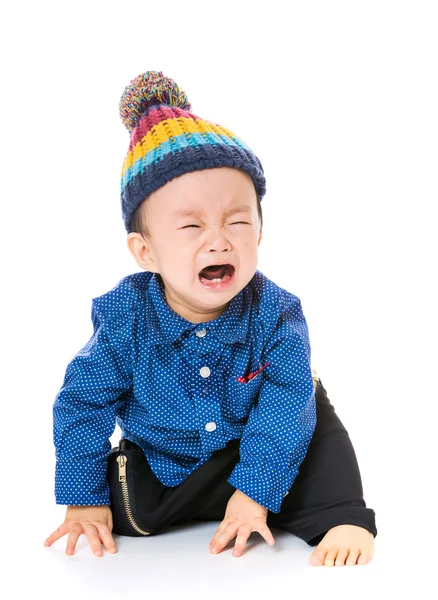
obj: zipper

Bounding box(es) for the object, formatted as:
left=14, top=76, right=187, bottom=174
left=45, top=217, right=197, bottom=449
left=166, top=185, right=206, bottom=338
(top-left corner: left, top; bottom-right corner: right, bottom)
left=116, top=454, right=150, bottom=535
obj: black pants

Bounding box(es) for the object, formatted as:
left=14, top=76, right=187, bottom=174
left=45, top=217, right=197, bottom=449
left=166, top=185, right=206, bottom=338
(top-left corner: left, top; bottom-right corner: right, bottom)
left=107, top=378, right=377, bottom=546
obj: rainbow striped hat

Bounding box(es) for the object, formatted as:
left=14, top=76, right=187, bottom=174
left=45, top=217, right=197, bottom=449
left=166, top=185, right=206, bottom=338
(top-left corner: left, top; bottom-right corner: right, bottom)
left=119, top=70, right=266, bottom=233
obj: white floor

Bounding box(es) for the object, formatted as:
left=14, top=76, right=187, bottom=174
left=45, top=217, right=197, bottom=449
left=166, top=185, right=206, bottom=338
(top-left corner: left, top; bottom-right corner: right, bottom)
left=11, top=500, right=431, bottom=600
left=8, top=379, right=435, bottom=599
left=7, top=412, right=435, bottom=600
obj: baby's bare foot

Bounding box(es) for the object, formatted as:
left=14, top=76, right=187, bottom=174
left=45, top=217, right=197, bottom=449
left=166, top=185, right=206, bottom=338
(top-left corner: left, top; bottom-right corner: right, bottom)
left=309, top=524, right=375, bottom=567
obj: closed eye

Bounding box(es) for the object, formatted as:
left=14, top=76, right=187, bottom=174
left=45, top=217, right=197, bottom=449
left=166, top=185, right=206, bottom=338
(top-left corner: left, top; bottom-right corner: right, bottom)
left=181, top=222, right=249, bottom=229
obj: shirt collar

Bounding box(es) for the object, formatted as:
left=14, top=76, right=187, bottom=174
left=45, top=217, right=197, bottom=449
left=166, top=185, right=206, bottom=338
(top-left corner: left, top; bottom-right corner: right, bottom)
left=145, top=273, right=251, bottom=346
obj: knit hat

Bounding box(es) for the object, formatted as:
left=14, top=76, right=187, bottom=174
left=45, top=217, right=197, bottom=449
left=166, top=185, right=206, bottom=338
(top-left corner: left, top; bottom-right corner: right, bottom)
left=119, top=70, right=267, bottom=233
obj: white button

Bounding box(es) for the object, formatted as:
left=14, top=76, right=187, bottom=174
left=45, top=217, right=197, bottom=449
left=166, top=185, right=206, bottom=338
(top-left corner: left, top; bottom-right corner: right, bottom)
left=200, top=366, right=211, bottom=378
left=205, top=422, right=217, bottom=432
left=196, top=328, right=207, bottom=338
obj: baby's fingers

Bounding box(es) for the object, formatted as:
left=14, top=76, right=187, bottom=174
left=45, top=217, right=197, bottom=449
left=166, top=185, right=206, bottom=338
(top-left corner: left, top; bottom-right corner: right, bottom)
left=82, top=523, right=106, bottom=557
left=95, top=522, right=117, bottom=554
left=210, top=521, right=237, bottom=554
left=257, top=523, right=276, bottom=547
left=44, top=523, right=70, bottom=547
left=65, top=523, right=85, bottom=555
left=232, top=527, right=252, bottom=557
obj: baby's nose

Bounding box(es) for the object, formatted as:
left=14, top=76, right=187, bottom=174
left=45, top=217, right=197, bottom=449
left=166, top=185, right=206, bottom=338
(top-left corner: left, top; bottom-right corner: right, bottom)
left=205, top=228, right=232, bottom=249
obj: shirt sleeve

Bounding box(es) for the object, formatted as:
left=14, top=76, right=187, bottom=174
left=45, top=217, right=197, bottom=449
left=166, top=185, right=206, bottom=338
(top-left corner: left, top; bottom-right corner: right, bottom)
left=227, top=292, right=316, bottom=513
left=53, top=297, right=134, bottom=506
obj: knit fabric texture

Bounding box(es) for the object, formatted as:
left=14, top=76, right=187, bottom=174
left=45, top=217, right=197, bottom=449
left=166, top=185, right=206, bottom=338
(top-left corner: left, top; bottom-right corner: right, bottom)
left=119, top=70, right=267, bottom=232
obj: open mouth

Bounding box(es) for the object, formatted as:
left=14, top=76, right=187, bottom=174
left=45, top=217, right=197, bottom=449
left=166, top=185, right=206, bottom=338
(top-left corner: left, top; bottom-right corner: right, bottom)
left=198, top=264, right=235, bottom=289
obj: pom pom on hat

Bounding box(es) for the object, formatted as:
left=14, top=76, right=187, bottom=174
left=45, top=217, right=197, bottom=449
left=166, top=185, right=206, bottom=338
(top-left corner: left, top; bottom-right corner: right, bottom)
left=119, top=70, right=192, bottom=133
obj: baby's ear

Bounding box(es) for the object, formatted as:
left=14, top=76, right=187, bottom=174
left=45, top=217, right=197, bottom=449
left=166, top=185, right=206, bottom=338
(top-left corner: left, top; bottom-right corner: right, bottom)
left=258, top=230, right=263, bottom=246
left=126, top=233, right=157, bottom=271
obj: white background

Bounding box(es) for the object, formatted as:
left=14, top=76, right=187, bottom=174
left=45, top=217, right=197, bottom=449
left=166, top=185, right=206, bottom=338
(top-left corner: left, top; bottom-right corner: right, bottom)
left=1, top=0, right=436, bottom=597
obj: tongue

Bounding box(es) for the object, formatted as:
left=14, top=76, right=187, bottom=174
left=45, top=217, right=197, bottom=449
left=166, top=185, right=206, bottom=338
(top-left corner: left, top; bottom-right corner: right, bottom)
left=199, top=265, right=228, bottom=280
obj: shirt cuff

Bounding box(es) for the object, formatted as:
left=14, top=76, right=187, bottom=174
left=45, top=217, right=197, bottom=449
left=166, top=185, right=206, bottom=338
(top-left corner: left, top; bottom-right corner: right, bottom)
left=54, top=457, right=110, bottom=506
left=227, top=461, right=298, bottom=514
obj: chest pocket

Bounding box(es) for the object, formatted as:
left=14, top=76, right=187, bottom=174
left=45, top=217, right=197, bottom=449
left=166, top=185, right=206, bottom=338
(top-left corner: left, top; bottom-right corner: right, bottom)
left=222, top=372, right=264, bottom=423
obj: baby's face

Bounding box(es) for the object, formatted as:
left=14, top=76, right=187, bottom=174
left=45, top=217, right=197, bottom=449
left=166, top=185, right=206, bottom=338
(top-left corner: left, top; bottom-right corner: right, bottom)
left=127, top=167, right=262, bottom=323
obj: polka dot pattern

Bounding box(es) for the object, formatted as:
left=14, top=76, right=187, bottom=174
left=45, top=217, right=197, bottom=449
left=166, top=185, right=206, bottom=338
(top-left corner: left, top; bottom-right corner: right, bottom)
left=53, top=270, right=316, bottom=513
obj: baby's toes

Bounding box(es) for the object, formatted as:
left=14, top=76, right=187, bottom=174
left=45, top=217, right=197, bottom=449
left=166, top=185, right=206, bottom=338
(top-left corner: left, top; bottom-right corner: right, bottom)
left=309, top=548, right=326, bottom=566
left=323, top=545, right=339, bottom=567
left=334, top=546, right=349, bottom=566
left=309, top=542, right=330, bottom=566
left=346, top=547, right=360, bottom=566
left=357, top=550, right=372, bottom=565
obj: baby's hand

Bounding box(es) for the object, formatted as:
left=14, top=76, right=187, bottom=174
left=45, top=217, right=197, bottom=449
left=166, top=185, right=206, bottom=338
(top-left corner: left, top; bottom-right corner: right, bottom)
left=44, top=505, right=116, bottom=557
left=209, top=489, right=275, bottom=557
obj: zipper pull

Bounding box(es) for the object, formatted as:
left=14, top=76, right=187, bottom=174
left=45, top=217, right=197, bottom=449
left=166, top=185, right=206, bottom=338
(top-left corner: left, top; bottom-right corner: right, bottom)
left=117, top=454, right=127, bottom=482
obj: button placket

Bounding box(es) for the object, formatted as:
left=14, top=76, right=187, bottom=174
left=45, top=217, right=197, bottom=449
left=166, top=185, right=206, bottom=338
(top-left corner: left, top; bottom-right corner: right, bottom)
left=194, top=359, right=225, bottom=452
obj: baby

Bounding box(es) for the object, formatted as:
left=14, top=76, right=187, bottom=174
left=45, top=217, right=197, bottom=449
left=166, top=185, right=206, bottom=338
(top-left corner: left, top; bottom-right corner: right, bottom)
left=44, top=70, right=377, bottom=566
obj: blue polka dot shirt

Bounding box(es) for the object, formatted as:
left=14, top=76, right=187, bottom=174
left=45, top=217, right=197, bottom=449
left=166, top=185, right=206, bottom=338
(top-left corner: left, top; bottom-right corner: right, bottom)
left=53, top=270, right=316, bottom=513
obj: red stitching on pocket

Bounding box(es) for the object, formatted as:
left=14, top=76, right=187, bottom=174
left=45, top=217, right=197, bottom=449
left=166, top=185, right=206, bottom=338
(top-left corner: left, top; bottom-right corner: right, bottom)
left=236, top=361, right=271, bottom=383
